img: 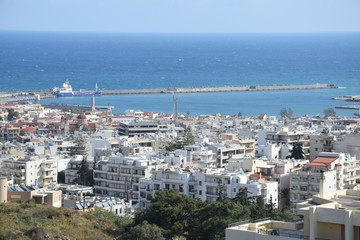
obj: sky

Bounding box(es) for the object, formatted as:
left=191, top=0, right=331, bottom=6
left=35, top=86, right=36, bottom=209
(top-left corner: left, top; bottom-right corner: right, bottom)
left=0, top=0, right=359, bottom=33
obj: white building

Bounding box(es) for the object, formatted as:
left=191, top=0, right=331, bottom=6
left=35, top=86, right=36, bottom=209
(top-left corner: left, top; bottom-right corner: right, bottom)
left=138, top=167, right=278, bottom=208
left=290, top=152, right=360, bottom=205
left=0, top=155, right=57, bottom=186
left=93, top=154, right=162, bottom=204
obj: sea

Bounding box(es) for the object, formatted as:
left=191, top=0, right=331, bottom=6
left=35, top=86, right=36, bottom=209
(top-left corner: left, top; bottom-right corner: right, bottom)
left=1, top=31, right=360, bottom=117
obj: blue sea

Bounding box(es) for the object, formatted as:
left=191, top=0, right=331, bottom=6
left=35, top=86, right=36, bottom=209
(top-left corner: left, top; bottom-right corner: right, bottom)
left=0, top=31, right=359, bottom=117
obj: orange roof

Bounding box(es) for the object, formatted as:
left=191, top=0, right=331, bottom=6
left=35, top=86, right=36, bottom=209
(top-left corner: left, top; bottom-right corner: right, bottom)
left=305, top=163, right=328, bottom=167
left=21, top=127, right=36, bottom=132
left=312, top=156, right=338, bottom=166
left=250, top=173, right=266, bottom=179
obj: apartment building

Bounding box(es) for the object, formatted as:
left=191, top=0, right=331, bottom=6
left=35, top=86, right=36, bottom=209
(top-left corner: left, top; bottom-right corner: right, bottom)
left=259, top=127, right=311, bottom=159
left=165, top=145, right=217, bottom=168
left=309, top=133, right=336, bottom=160
left=290, top=152, right=360, bottom=205
left=118, top=121, right=165, bottom=137
left=93, top=155, right=161, bottom=204
left=139, top=167, right=278, bottom=208
left=0, top=156, right=57, bottom=186
left=207, top=142, right=246, bottom=167
left=334, top=132, right=360, bottom=159
left=226, top=187, right=360, bottom=240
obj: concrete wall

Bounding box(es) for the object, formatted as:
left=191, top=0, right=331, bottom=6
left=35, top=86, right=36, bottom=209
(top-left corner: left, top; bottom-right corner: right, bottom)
left=226, top=228, right=299, bottom=240
left=317, top=222, right=343, bottom=240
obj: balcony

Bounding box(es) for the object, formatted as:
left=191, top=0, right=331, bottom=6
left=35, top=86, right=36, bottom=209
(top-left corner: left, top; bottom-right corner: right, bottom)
left=206, top=191, right=218, bottom=196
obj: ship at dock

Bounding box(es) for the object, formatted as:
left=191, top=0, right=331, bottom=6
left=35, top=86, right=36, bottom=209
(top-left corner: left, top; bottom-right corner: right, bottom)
left=52, top=80, right=101, bottom=97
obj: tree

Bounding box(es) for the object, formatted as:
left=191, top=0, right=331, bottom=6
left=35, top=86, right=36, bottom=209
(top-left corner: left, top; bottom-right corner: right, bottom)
left=124, top=221, right=165, bottom=240
left=7, top=109, right=18, bottom=121
left=216, top=178, right=227, bottom=202
left=288, top=143, right=305, bottom=159
left=73, top=159, right=94, bottom=186
left=134, top=189, right=203, bottom=239
left=164, top=127, right=195, bottom=152
left=324, top=108, right=336, bottom=117
left=57, top=171, right=65, bottom=183
left=234, top=187, right=253, bottom=206
left=279, top=108, right=293, bottom=119
left=183, top=126, right=195, bottom=146
left=190, top=199, right=250, bottom=240
left=280, top=188, right=290, bottom=208
left=69, top=136, right=87, bottom=156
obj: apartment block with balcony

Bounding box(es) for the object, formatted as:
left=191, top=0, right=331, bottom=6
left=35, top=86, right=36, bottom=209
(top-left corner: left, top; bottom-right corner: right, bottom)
left=0, top=156, right=57, bottom=186
left=226, top=186, right=360, bottom=240
left=262, top=127, right=311, bottom=159
left=118, top=121, right=165, bottom=137
left=138, top=167, right=278, bottom=208
left=309, top=133, right=336, bottom=161
left=93, top=155, right=159, bottom=204
left=207, top=142, right=246, bottom=167
left=290, top=152, right=360, bottom=205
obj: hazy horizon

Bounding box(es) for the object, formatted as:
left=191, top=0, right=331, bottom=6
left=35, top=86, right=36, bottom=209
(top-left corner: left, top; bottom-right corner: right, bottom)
left=1, top=0, right=359, bottom=33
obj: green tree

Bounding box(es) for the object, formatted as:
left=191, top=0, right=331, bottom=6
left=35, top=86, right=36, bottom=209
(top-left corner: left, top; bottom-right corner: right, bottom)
left=288, top=143, right=305, bottom=159
left=323, top=108, right=336, bottom=117
left=134, top=189, right=203, bottom=239
left=124, top=221, right=165, bottom=240
left=69, top=136, right=87, bottom=156
left=280, top=188, right=290, bottom=208
left=7, top=109, right=18, bottom=121
left=183, top=126, right=195, bottom=146
left=70, top=107, right=83, bottom=114
left=57, top=171, right=65, bottom=183
left=189, top=199, right=250, bottom=240
left=279, top=108, right=293, bottom=119
left=250, top=196, right=266, bottom=220
left=0, top=116, right=3, bottom=121
left=234, top=187, right=253, bottom=206
left=216, top=178, right=227, bottom=202
left=164, top=127, right=195, bottom=152
left=73, top=159, right=94, bottom=186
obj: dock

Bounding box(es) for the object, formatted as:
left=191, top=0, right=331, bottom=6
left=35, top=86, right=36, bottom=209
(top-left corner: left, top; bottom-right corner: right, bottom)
left=98, top=83, right=337, bottom=95
left=0, top=83, right=338, bottom=104
left=42, top=104, right=113, bottom=112
left=335, top=105, right=360, bottom=110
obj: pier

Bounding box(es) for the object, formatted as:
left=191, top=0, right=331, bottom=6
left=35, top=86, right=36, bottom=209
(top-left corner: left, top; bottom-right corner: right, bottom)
left=0, top=83, right=337, bottom=104
left=98, top=83, right=337, bottom=95
left=42, top=104, right=113, bottom=112
left=335, top=105, right=360, bottom=110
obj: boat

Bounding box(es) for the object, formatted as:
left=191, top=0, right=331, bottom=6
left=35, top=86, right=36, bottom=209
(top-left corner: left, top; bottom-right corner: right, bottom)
left=52, top=80, right=101, bottom=97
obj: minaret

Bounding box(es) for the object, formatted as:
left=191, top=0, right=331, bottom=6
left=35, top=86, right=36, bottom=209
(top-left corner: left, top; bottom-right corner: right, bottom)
left=173, top=94, right=178, bottom=123
left=91, top=95, right=96, bottom=111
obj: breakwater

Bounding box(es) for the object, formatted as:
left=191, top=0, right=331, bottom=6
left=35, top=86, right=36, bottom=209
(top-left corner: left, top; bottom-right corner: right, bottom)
left=83, top=83, right=337, bottom=95
left=0, top=84, right=337, bottom=103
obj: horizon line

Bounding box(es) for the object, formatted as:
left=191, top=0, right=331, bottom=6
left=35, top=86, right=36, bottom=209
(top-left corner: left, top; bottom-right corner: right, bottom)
left=1, top=29, right=360, bottom=34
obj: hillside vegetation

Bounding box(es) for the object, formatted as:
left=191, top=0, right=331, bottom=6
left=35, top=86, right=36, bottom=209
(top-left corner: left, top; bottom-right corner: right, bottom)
left=0, top=201, right=130, bottom=240
left=0, top=190, right=293, bottom=240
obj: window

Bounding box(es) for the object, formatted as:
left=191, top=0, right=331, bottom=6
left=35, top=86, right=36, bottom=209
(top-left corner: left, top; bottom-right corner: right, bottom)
left=199, top=190, right=202, bottom=195
left=199, top=181, right=202, bottom=186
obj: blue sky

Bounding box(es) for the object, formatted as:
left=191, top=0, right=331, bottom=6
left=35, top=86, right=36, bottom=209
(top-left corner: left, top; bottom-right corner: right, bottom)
left=0, top=0, right=359, bottom=33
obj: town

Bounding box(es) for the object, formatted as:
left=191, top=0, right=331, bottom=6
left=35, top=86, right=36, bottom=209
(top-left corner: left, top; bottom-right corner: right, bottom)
left=0, top=96, right=359, bottom=240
